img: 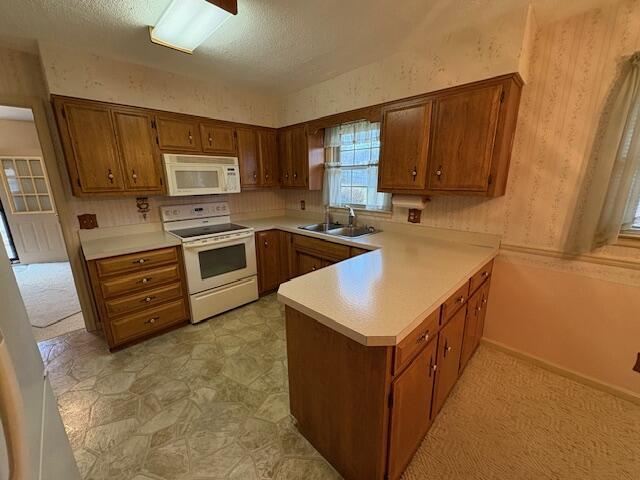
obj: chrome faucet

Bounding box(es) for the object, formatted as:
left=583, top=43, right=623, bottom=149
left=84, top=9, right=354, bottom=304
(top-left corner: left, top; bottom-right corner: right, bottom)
left=345, top=205, right=356, bottom=227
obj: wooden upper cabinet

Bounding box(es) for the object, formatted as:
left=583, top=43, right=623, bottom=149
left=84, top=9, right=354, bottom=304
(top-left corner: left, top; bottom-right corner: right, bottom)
left=112, top=108, right=162, bottom=192
left=388, top=339, right=437, bottom=480
left=155, top=115, right=201, bottom=152
left=278, top=125, right=324, bottom=190
left=378, top=100, right=432, bottom=191
left=257, top=130, right=279, bottom=187
left=428, top=84, right=502, bottom=192
left=54, top=99, right=124, bottom=194
left=200, top=123, right=236, bottom=155
left=236, top=128, right=259, bottom=187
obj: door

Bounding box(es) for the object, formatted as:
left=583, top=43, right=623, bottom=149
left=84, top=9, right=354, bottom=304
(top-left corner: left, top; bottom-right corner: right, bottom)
left=256, top=230, right=281, bottom=294
left=156, top=115, right=201, bottom=152
left=433, top=306, right=466, bottom=415
left=295, top=251, right=322, bottom=276
left=61, top=102, right=124, bottom=192
left=200, top=124, right=236, bottom=155
left=387, top=338, right=437, bottom=480
left=459, top=285, right=482, bottom=372
left=0, top=243, right=80, bottom=480
left=236, top=128, right=259, bottom=187
left=378, top=100, right=432, bottom=191
left=112, top=109, right=162, bottom=192
left=290, top=126, right=308, bottom=187
left=428, top=84, right=502, bottom=192
left=0, top=157, right=67, bottom=263
left=182, top=232, right=257, bottom=294
left=278, top=129, right=293, bottom=186
left=257, top=130, right=278, bottom=187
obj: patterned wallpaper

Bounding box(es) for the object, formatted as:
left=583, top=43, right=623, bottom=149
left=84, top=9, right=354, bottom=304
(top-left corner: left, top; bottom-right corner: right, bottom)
left=285, top=0, right=640, bottom=266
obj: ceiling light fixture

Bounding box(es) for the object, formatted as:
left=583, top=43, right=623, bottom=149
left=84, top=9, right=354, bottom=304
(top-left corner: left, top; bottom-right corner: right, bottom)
left=149, top=0, right=237, bottom=54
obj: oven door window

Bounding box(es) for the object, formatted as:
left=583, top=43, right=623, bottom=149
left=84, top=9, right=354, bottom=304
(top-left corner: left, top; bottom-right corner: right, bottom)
left=198, top=244, right=247, bottom=279
left=175, top=169, right=220, bottom=190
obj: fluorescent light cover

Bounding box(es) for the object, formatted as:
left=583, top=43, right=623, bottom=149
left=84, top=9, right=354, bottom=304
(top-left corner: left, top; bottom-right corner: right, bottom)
left=150, top=0, right=232, bottom=53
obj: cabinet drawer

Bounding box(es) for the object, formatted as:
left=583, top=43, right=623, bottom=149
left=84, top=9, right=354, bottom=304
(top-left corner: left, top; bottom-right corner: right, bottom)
left=109, top=299, right=188, bottom=346
left=96, top=247, right=178, bottom=277
left=104, top=282, right=183, bottom=318
left=469, top=260, right=493, bottom=294
left=441, top=282, right=469, bottom=324
left=394, top=308, right=440, bottom=374
left=293, top=234, right=350, bottom=261
left=100, top=264, right=181, bottom=299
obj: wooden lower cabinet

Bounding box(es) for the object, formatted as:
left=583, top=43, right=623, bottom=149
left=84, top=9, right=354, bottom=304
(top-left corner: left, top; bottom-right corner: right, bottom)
left=284, top=259, right=495, bottom=480
left=87, top=246, right=190, bottom=350
left=387, top=338, right=438, bottom=480
left=290, top=234, right=350, bottom=278
left=256, top=230, right=282, bottom=294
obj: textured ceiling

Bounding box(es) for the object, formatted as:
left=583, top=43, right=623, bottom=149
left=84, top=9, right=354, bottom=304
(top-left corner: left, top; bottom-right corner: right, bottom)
left=0, top=0, right=615, bottom=95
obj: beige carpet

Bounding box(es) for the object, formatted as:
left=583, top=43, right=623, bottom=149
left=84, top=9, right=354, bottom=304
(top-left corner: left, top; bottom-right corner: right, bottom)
left=403, top=346, right=640, bottom=480
left=32, top=311, right=85, bottom=342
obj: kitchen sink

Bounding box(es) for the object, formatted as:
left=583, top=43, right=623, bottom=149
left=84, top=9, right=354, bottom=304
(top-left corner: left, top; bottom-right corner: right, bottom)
left=299, top=222, right=343, bottom=232
left=326, top=225, right=378, bottom=238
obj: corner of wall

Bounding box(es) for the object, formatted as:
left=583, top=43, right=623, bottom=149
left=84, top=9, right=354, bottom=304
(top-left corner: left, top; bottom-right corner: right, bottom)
left=518, top=4, right=539, bottom=84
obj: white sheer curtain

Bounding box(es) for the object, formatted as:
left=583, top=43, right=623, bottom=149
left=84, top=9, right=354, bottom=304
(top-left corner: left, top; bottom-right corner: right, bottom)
left=323, top=120, right=391, bottom=211
left=572, top=52, right=640, bottom=251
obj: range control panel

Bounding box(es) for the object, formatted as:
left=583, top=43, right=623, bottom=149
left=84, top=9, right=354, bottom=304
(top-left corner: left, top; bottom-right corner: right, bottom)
left=161, top=202, right=230, bottom=222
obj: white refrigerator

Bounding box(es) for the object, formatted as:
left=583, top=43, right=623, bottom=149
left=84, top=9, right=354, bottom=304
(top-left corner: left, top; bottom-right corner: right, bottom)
left=0, top=246, right=80, bottom=479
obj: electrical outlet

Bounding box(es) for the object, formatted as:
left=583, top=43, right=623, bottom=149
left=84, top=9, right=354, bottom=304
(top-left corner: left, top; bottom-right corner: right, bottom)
left=633, top=353, right=640, bottom=374
left=300, top=200, right=306, bottom=211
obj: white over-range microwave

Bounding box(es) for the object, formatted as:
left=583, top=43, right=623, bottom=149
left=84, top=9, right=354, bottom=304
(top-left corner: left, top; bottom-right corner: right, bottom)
left=163, top=153, right=241, bottom=196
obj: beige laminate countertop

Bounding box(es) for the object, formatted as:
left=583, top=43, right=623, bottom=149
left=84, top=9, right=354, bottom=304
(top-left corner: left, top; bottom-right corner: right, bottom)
left=80, top=230, right=181, bottom=261
left=239, top=216, right=499, bottom=347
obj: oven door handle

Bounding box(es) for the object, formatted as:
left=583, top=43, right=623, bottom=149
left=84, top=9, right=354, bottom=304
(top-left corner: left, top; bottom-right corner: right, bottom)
left=182, top=231, right=254, bottom=249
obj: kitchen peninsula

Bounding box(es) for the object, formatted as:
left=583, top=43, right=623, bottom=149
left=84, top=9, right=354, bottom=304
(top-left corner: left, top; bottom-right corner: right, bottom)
left=239, top=216, right=497, bottom=480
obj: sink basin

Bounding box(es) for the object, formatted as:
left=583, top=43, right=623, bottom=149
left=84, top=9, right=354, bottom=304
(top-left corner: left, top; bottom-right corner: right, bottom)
left=327, top=225, right=378, bottom=238
left=299, top=222, right=342, bottom=233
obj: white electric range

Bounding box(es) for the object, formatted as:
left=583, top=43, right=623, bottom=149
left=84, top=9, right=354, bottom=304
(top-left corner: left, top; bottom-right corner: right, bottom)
left=161, top=202, right=258, bottom=324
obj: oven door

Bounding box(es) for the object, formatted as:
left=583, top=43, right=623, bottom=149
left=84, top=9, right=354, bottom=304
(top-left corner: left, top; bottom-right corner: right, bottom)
left=165, top=163, right=228, bottom=196
left=182, top=232, right=257, bottom=294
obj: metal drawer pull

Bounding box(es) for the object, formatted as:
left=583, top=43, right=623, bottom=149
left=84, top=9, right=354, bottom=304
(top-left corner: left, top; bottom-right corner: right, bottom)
left=188, top=131, right=193, bottom=142
left=411, top=167, right=417, bottom=179
left=145, top=317, right=158, bottom=325
left=132, top=170, right=138, bottom=183
left=142, top=296, right=156, bottom=303
left=133, top=258, right=149, bottom=264
left=457, top=296, right=465, bottom=304
left=417, top=331, right=430, bottom=343
left=139, top=277, right=151, bottom=284
left=483, top=298, right=488, bottom=305
left=208, top=135, right=213, bottom=145
left=253, top=171, right=257, bottom=179
left=482, top=271, right=489, bottom=277
left=107, top=169, right=114, bottom=183
left=311, top=266, right=316, bottom=271
left=435, top=166, right=443, bottom=177
left=429, top=357, right=436, bottom=377
left=265, top=173, right=270, bottom=180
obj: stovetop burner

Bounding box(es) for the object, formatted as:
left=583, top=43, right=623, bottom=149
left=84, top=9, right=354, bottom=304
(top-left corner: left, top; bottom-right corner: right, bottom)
left=170, top=223, right=248, bottom=239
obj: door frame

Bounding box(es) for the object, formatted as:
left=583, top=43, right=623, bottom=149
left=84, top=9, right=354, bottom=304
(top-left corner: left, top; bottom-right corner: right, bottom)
left=0, top=196, right=18, bottom=262
left=0, top=95, right=99, bottom=332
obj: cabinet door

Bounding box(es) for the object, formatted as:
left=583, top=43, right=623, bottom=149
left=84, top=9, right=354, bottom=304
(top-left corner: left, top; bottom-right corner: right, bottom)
left=296, top=252, right=322, bottom=276
left=200, top=124, right=236, bottom=155
left=459, top=285, right=482, bottom=373
left=278, top=129, right=293, bottom=186
left=378, top=100, right=432, bottom=191
left=257, top=130, right=279, bottom=187
left=428, top=85, right=502, bottom=192
left=290, top=126, right=308, bottom=187
left=61, top=102, right=124, bottom=193
left=112, top=109, right=162, bottom=192
left=432, top=306, right=465, bottom=415
left=474, top=280, right=491, bottom=349
left=256, top=230, right=281, bottom=294
left=387, top=339, right=438, bottom=480
left=156, top=115, right=201, bottom=152
left=236, top=128, right=259, bottom=187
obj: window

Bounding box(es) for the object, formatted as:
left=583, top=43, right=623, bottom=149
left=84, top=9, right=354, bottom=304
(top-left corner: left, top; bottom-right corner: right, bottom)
left=1, top=157, right=54, bottom=213
left=324, top=121, right=391, bottom=211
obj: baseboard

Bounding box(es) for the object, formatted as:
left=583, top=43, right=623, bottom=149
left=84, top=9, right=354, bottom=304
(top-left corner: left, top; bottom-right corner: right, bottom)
left=481, top=338, right=640, bottom=406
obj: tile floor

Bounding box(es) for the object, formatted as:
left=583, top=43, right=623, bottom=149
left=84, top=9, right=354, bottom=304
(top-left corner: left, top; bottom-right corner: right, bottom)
left=39, top=294, right=340, bottom=480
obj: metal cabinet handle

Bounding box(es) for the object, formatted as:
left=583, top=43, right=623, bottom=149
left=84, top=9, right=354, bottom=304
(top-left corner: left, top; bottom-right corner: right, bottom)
left=457, top=296, right=465, bottom=304
left=482, top=271, right=489, bottom=277
left=107, top=169, right=114, bottom=183
left=429, top=356, right=436, bottom=377
left=417, top=331, right=430, bottom=343
left=411, top=167, right=417, bottom=179
left=139, top=277, right=151, bottom=284
left=293, top=172, right=298, bottom=179
left=483, top=298, right=488, bottom=305
left=265, top=173, right=270, bottom=180
left=188, top=131, right=193, bottom=143
left=311, top=266, right=316, bottom=271
left=264, top=241, right=268, bottom=247
left=284, top=172, right=289, bottom=179
left=132, top=170, right=138, bottom=183
left=145, top=317, right=158, bottom=325
left=142, top=296, right=156, bottom=303
left=133, top=258, right=148, bottom=264
left=208, top=135, right=213, bottom=146
left=253, top=171, right=257, bottom=179
left=443, top=341, right=451, bottom=357
left=435, top=166, right=443, bottom=178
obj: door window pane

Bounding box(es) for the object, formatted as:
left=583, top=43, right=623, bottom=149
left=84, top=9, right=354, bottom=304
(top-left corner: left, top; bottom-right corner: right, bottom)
left=198, top=244, right=247, bottom=279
